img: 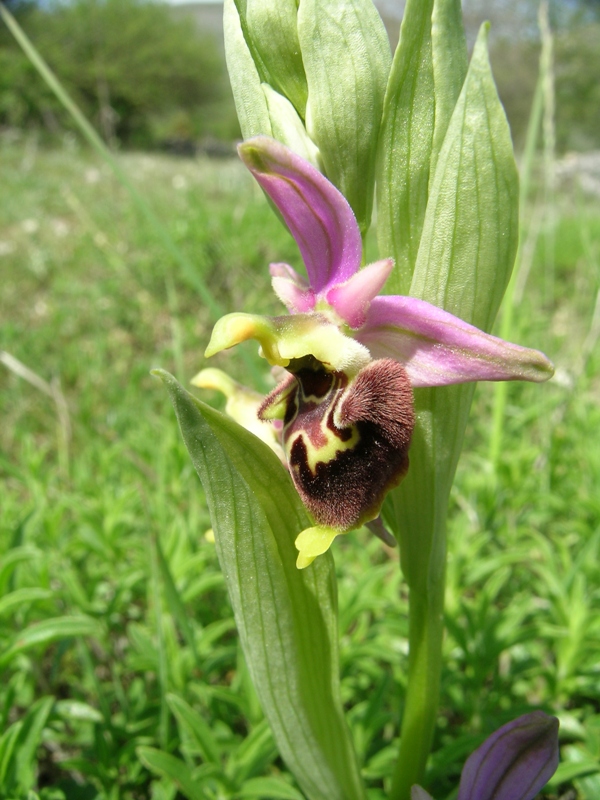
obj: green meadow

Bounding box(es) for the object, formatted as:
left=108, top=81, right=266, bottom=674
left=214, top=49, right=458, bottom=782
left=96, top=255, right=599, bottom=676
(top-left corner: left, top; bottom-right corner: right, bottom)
left=1, top=132, right=600, bottom=799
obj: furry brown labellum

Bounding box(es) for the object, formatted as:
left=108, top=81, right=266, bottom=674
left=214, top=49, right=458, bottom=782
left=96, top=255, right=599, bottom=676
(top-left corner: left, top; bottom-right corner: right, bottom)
left=259, top=357, right=415, bottom=531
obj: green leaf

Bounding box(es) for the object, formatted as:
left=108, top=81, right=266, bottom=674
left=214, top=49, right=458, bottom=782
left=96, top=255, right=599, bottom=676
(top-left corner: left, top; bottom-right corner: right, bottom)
left=224, top=0, right=273, bottom=139
left=237, top=775, right=305, bottom=799
left=10, top=696, right=55, bottom=792
left=298, top=0, right=391, bottom=238
left=137, top=747, right=209, bottom=800
left=411, top=22, right=519, bottom=330
left=0, top=721, right=22, bottom=789
left=386, top=24, right=519, bottom=795
left=155, top=538, right=200, bottom=665
left=54, top=700, right=103, bottom=723
left=227, top=718, right=277, bottom=783
left=246, top=0, right=308, bottom=117
left=377, top=0, right=468, bottom=295
left=261, top=84, right=321, bottom=168
left=0, top=616, right=102, bottom=668
left=0, top=587, right=53, bottom=617
left=0, top=545, right=41, bottom=596
left=394, top=21, right=520, bottom=575
left=155, top=370, right=365, bottom=800
left=548, top=758, right=600, bottom=785
left=430, top=0, right=468, bottom=176
left=376, top=0, right=435, bottom=294
left=167, top=693, right=222, bottom=766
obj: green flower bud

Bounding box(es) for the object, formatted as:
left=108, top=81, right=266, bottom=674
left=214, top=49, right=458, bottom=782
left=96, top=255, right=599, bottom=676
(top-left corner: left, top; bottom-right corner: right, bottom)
left=262, top=84, right=321, bottom=169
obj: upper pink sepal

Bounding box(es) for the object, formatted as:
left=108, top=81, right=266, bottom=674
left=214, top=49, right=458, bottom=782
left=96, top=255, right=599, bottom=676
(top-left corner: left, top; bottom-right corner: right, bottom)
left=238, top=136, right=362, bottom=294
left=326, top=259, right=394, bottom=328
left=269, top=262, right=315, bottom=313
left=356, top=295, right=555, bottom=387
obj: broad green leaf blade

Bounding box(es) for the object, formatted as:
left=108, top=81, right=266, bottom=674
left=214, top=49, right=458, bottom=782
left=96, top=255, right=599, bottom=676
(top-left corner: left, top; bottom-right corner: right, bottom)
left=376, top=0, right=468, bottom=295
left=396, top=23, right=519, bottom=581
left=397, top=22, right=519, bottom=540
left=388, top=25, right=519, bottom=796
left=137, top=747, right=209, bottom=800
left=167, top=693, right=222, bottom=766
left=376, top=0, right=435, bottom=294
left=246, top=0, right=308, bottom=117
left=298, top=0, right=391, bottom=238
left=156, top=370, right=365, bottom=800
left=430, top=0, right=468, bottom=178
left=224, top=0, right=273, bottom=139
left=411, top=23, right=519, bottom=329
left=0, top=616, right=102, bottom=668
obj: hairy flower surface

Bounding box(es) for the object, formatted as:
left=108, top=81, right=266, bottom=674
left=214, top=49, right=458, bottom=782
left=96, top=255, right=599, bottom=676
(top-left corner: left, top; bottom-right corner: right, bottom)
left=198, top=136, right=554, bottom=568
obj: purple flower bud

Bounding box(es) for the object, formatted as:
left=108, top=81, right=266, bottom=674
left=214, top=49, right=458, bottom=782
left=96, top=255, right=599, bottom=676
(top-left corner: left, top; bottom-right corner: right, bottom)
left=457, top=711, right=559, bottom=800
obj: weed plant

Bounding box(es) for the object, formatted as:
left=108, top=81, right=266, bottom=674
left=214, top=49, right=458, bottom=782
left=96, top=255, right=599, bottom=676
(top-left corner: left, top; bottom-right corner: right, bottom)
left=1, top=132, right=600, bottom=798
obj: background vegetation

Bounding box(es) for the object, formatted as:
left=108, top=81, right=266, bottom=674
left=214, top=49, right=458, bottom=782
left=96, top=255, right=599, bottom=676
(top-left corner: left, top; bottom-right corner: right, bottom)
left=1, top=0, right=600, bottom=797
left=1, top=0, right=600, bottom=152
left=0, top=0, right=239, bottom=148
left=1, top=127, right=600, bottom=797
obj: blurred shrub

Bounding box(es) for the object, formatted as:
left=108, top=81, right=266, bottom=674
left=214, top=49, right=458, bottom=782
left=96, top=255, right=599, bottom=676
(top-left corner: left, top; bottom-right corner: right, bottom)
left=490, top=18, right=600, bottom=154
left=489, top=36, right=539, bottom=153
left=0, top=0, right=240, bottom=146
left=554, top=22, right=600, bottom=152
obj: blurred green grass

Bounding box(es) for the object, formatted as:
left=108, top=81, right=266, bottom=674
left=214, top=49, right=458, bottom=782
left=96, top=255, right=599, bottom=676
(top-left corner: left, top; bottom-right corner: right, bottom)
left=1, top=132, right=600, bottom=799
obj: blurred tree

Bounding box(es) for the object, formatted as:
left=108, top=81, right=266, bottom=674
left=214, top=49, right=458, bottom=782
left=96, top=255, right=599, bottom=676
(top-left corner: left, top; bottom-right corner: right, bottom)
left=554, top=22, right=600, bottom=151
left=0, top=0, right=238, bottom=146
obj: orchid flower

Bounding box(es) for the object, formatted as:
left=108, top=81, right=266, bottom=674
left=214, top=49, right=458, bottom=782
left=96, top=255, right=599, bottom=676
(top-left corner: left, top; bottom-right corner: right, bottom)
left=197, top=136, right=554, bottom=569
left=412, top=710, right=560, bottom=800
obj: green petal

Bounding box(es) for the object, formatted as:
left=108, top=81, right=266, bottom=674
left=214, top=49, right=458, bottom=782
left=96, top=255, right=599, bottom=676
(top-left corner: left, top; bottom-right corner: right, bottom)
left=205, top=312, right=371, bottom=375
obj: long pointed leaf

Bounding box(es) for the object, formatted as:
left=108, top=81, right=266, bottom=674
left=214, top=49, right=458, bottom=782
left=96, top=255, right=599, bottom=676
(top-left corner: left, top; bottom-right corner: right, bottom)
left=376, top=0, right=468, bottom=294
left=388, top=25, right=519, bottom=797
left=156, top=370, right=365, bottom=800
left=137, top=747, right=210, bottom=800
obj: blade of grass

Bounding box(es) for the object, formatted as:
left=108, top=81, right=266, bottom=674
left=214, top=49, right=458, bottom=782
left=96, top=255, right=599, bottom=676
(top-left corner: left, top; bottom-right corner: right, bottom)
left=0, top=2, right=216, bottom=315
left=488, top=0, right=552, bottom=471
left=1, top=350, right=71, bottom=478
left=155, top=538, right=200, bottom=667
left=150, top=535, right=170, bottom=751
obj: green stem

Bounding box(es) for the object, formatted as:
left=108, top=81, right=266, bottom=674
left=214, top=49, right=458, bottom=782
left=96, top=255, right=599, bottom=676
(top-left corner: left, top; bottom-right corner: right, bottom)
left=389, top=528, right=446, bottom=800
left=389, top=384, right=473, bottom=799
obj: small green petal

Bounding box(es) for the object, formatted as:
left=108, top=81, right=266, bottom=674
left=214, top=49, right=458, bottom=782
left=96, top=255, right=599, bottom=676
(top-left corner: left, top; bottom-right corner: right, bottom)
left=192, top=367, right=284, bottom=460
left=205, top=312, right=371, bottom=376
left=295, top=525, right=341, bottom=569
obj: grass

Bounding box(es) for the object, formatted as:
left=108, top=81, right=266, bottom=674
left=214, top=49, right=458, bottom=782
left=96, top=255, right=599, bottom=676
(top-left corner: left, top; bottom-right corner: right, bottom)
left=1, top=129, right=600, bottom=800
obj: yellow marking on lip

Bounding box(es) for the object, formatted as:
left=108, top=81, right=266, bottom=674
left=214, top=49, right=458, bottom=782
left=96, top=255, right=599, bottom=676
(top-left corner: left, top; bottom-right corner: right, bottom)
left=287, top=421, right=361, bottom=475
